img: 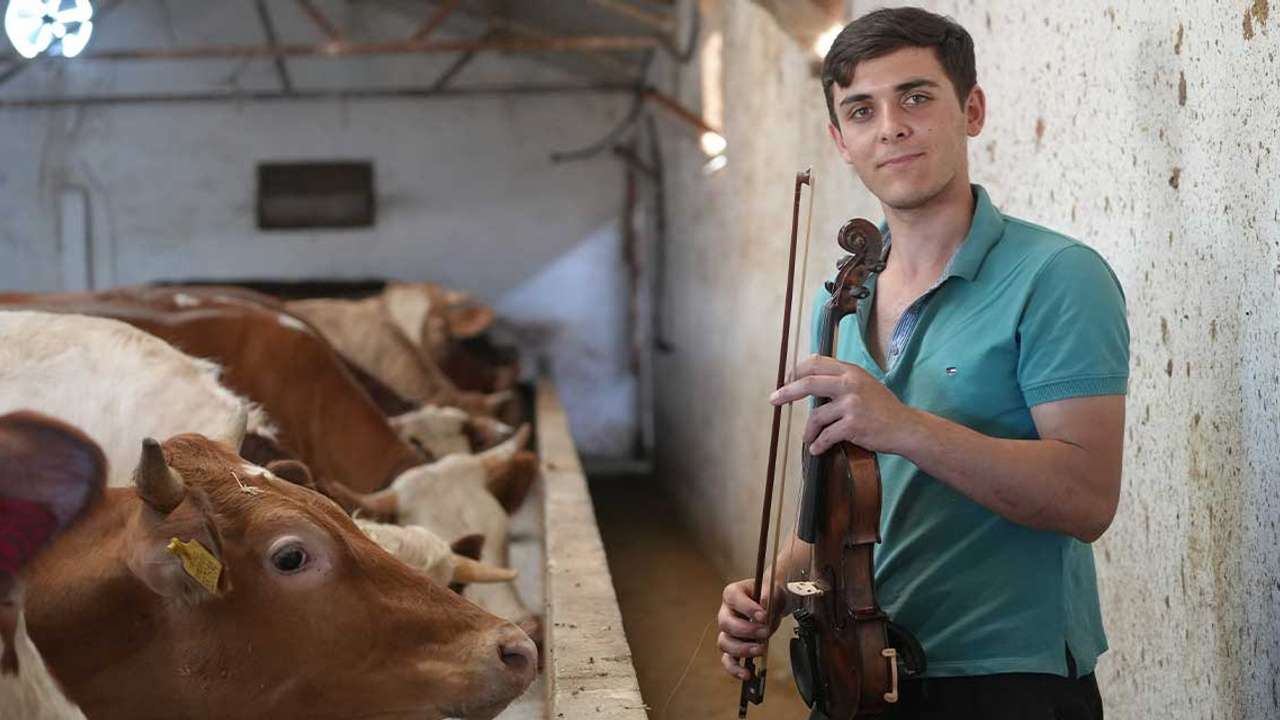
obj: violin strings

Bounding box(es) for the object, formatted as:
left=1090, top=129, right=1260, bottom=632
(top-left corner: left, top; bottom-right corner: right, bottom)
left=658, top=614, right=717, bottom=720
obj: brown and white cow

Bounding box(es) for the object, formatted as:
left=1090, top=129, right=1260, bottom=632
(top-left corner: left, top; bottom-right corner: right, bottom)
left=0, top=293, right=428, bottom=494
left=0, top=411, right=104, bottom=720
left=22, top=433, right=536, bottom=720
left=0, top=310, right=514, bottom=590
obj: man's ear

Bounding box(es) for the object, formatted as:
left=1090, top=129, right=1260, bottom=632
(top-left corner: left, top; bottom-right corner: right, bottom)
left=828, top=121, right=855, bottom=164
left=965, top=85, right=986, bottom=137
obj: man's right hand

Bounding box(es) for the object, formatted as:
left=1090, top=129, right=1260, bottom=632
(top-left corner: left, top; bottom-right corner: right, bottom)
left=717, top=577, right=776, bottom=681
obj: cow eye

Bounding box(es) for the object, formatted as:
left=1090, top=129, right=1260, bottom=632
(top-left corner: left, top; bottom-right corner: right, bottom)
left=271, top=545, right=308, bottom=573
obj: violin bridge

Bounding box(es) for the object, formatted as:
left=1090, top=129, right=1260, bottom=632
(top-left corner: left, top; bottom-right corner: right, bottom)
left=785, top=581, right=825, bottom=597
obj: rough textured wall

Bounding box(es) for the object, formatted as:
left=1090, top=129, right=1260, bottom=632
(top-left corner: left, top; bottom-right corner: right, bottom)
left=654, top=1, right=1280, bottom=717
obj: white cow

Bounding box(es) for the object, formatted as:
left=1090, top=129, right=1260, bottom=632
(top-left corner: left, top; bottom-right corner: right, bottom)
left=0, top=310, right=253, bottom=486
left=329, top=426, right=539, bottom=631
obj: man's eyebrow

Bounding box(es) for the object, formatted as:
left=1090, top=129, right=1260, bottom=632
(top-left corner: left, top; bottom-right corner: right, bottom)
left=838, top=79, right=942, bottom=106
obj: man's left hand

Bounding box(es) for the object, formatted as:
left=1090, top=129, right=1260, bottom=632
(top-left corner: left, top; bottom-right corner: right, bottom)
left=770, top=355, right=919, bottom=456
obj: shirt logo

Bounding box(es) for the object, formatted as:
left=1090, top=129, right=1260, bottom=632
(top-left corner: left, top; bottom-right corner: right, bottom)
left=945, top=366, right=958, bottom=377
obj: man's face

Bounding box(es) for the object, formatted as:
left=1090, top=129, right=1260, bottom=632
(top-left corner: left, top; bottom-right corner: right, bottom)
left=827, top=46, right=985, bottom=211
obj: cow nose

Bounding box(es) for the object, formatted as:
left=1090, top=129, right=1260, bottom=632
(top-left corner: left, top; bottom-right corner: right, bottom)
left=496, top=624, right=537, bottom=683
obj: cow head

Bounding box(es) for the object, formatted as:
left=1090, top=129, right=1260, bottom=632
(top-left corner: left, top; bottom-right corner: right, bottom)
left=25, top=434, right=536, bottom=720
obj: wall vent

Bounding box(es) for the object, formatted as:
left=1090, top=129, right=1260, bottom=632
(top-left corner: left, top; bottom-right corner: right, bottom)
left=257, top=161, right=375, bottom=230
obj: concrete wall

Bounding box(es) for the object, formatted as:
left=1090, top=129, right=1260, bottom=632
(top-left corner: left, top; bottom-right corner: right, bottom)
left=0, top=1, right=638, bottom=456
left=653, top=1, right=1280, bottom=717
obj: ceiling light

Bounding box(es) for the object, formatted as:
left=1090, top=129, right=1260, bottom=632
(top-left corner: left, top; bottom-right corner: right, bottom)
left=699, top=131, right=727, bottom=157
left=6, top=0, right=95, bottom=59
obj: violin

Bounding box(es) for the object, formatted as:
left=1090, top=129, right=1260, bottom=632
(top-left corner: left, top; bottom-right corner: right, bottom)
left=738, top=170, right=923, bottom=719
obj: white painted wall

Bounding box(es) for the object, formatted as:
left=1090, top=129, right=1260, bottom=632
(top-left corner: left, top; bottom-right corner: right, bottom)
left=0, top=1, right=639, bottom=457
left=654, top=1, right=1280, bottom=717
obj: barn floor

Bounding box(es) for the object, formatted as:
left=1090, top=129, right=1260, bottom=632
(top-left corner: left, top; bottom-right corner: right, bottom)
left=591, top=474, right=812, bottom=720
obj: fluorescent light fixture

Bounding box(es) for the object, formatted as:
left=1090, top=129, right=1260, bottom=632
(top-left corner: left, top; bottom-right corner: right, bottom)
left=699, top=131, right=728, bottom=157
left=813, top=23, right=842, bottom=58
left=6, top=0, right=95, bottom=59
left=702, top=154, right=728, bottom=175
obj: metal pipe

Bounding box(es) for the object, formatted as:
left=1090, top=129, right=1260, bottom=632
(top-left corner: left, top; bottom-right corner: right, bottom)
left=296, top=0, right=345, bottom=44
left=410, top=0, right=463, bottom=42
left=643, top=87, right=719, bottom=135
left=253, top=0, right=293, bottom=93
left=0, top=35, right=661, bottom=62
left=585, top=0, right=675, bottom=33
left=0, top=82, right=636, bottom=108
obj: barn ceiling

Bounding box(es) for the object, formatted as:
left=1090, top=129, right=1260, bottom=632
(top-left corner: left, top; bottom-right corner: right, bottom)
left=0, top=0, right=687, bottom=105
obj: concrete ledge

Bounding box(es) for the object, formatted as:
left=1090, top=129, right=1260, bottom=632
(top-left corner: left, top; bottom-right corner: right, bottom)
left=537, top=374, right=647, bottom=719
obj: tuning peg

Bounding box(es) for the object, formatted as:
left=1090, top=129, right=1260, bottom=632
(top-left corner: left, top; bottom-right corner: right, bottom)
left=824, top=281, right=835, bottom=293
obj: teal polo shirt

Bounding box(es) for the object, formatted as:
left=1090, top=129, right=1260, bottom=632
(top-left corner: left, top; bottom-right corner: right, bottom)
left=812, top=185, right=1129, bottom=678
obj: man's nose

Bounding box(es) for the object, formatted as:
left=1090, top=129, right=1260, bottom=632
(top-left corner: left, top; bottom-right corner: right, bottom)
left=877, top=105, right=910, bottom=142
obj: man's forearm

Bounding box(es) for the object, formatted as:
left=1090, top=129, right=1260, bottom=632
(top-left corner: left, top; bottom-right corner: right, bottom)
left=893, top=408, right=1117, bottom=542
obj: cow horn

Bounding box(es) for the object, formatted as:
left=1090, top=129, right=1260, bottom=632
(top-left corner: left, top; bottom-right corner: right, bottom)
left=133, top=438, right=185, bottom=514
left=451, top=556, right=517, bottom=584
left=478, top=423, right=532, bottom=473
left=325, top=480, right=400, bottom=522
left=483, top=390, right=515, bottom=416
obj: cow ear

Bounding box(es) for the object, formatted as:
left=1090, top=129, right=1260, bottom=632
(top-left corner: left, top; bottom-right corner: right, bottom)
left=125, top=439, right=229, bottom=600
left=0, top=410, right=106, bottom=532
left=447, top=304, right=494, bottom=339
left=450, top=533, right=485, bottom=562
left=266, top=460, right=316, bottom=491
left=485, top=452, right=539, bottom=515
left=0, top=411, right=105, bottom=627
left=125, top=489, right=230, bottom=601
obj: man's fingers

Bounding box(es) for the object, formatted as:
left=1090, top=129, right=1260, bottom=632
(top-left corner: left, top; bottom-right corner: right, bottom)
left=722, top=652, right=752, bottom=681
left=722, top=582, right=765, bottom=621
left=791, top=354, right=848, bottom=380
left=717, top=632, right=767, bottom=660
left=803, top=400, right=846, bottom=444
left=771, top=375, right=847, bottom=406
left=720, top=613, right=765, bottom=640
left=809, top=417, right=855, bottom=456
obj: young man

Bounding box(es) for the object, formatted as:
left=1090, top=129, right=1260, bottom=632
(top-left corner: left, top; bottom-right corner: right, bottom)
left=716, top=7, right=1128, bottom=719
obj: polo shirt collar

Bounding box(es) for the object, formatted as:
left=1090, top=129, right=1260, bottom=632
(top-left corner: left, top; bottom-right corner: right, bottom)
left=877, top=184, right=1006, bottom=282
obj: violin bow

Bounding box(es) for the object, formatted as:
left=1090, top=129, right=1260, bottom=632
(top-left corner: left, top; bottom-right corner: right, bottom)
left=738, top=167, right=816, bottom=717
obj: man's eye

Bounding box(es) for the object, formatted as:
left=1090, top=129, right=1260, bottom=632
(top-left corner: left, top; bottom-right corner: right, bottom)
left=905, top=93, right=929, bottom=105
left=850, top=107, right=871, bottom=120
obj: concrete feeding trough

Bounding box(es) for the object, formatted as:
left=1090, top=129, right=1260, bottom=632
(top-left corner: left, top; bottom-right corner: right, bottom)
left=493, top=374, right=646, bottom=719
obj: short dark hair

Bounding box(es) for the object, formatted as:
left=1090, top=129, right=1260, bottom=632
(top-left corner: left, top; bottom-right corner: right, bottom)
left=821, top=7, right=977, bottom=127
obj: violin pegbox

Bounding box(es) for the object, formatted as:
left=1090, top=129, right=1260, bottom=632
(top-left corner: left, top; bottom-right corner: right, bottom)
left=824, top=219, right=885, bottom=313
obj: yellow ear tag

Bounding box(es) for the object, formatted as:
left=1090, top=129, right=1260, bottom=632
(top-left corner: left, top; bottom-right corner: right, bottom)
left=166, top=538, right=223, bottom=595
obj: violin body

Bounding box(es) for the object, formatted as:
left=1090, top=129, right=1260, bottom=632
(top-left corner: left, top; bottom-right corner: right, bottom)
left=790, top=440, right=896, bottom=718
